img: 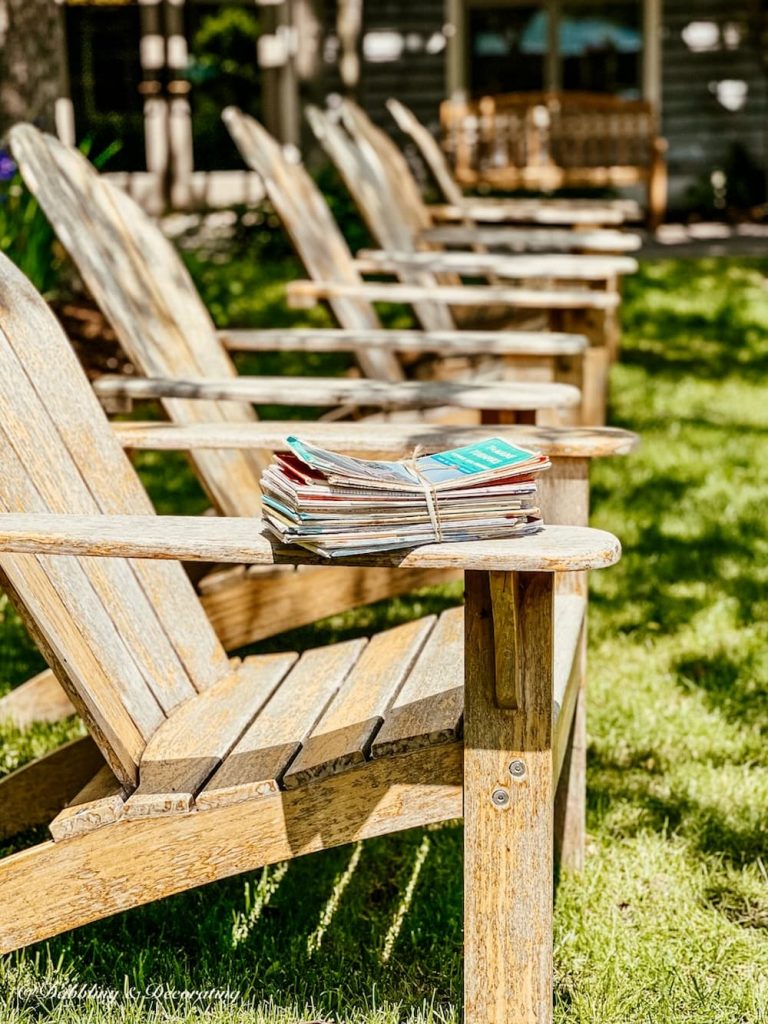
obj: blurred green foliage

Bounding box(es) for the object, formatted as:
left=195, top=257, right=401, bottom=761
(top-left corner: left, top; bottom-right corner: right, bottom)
left=0, top=138, right=121, bottom=296
left=0, top=168, right=61, bottom=296
left=186, top=6, right=262, bottom=171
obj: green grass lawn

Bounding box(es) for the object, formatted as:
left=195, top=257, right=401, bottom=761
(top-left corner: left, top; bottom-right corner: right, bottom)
left=1, top=257, right=768, bottom=1023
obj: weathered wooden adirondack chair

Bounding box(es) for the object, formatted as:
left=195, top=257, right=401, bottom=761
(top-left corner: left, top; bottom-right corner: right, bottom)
left=307, top=103, right=632, bottom=367
left=385, top=98, right=643, bottom=228
left=0, top=248, right=621, bottom=1024
left=223, top=107, right=613, bottom=426
left=222, top=107, right=624, bottom=324
left=2, top=123, right=637, bottom=740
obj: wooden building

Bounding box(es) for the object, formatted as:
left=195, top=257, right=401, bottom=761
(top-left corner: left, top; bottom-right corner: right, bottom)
left=7, top=0, right=767, bottom=211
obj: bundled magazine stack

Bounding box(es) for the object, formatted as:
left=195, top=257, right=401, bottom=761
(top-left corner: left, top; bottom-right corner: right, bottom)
left=262, top=436, right=551, bottom=558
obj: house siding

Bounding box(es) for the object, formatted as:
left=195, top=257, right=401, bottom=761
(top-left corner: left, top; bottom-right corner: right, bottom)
left=358, top=0, right=447, bottom=130
left=661, top=0, right=767, bottom=191
left=309, top=0, right=447, bottom=131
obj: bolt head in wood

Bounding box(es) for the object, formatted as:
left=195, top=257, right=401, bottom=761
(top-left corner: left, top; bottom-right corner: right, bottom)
left=491, top=787, right=510, bottom=808
left=509, top=759, right=527, bottom=779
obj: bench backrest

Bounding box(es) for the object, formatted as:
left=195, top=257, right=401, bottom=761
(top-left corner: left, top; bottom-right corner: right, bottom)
left=11, top=124, right=269, bottom=517
left=442, top=91, right=658, bottom=184
left=0, top=251, right=231, bottom=786
left=222, top=108, right=402, bottom=383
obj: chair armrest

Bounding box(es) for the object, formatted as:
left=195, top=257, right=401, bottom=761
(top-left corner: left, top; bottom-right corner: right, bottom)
left=427, top=202, right=627, bottom=227
left=93, top=374, right=581, bottom=413
left=112, top=420, right=639, bottom=459
left=419, top=225, right=642, bottom=254
left=217, top=326, right=587, bottom=358
left=354, top=249, right=638, bottom=280
left=0, top=514, right=621, bottom=572
left=285, top=279, right=619, bottom=311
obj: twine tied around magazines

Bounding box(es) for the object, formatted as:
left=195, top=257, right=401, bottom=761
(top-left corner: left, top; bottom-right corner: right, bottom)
left=403, top=447, right=444, bottom=543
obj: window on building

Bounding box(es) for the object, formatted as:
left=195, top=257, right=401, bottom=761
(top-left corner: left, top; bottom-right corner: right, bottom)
left=468, top=5, right=544, bottom=95
left=560, top=1, right=641, bottom=98
left=465, top=0, right=642, bottom=98
left=65, top=3, right=145, bottom=171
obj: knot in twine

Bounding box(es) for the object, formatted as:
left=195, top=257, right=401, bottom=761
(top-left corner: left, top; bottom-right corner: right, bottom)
left=403, top=446, right=444, bottom=543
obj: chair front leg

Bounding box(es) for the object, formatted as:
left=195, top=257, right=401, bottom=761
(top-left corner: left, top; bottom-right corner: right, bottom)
left=464, top=570, right=555, bottom=1024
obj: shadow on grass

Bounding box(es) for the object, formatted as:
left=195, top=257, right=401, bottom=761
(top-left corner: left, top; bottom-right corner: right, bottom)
left=587, top=747, right=768, bottom=869
left=675, top=649, right=768, bottom=734
left=619, top=259, right=768, bottom=384
left=20, top=825, right=463, bottom=1017
left=592, top=517, right=763, bottom=637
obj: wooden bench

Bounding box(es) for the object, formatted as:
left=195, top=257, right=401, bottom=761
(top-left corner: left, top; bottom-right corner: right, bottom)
left=386, top=97, right=642, bottom=227
left=442, top=91, right=668, bottom=227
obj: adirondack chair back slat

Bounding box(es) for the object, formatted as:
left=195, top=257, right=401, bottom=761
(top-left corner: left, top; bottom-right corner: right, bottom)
left=386, top=98, right=465, bottom=208
left=0, top=252, right=231, bottom=785
left=305, top=105, right=415, bottom=252
left=10, top=124, right=267, bottom=517
left=340, top=101, right=432, bottom=237
left=222, top=108, right=403, bottom=383
left=309, top=103, right=455, bottom=334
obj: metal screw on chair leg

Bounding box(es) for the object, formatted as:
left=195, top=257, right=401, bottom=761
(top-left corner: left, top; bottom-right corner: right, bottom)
left=509, top=759, right=527, bottom=780
left=491, top=787, right=510, bottom=809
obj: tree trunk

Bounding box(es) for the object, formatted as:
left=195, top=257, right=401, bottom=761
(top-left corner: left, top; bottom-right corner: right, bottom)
left=0, top=0, right=65, bottom=136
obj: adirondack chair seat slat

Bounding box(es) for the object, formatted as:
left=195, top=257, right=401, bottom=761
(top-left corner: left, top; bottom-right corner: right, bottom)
left=49, top=595, right=585, bottom=839
left=282, top=615, right=438, bottom=788
left=123, top=652, right=299, bottom=817
left=199, top=638, right=369, bottom=806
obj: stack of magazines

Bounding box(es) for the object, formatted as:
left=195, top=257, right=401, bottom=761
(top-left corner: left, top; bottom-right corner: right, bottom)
left=262, top=436, right=551, bottom=558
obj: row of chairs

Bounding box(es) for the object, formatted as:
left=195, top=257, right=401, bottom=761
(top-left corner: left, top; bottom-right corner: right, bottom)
left=0, top=100, right=640, bottom=1023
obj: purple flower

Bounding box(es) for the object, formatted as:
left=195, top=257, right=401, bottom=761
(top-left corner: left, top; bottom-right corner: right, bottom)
left=0, top=150, right=17, bottom=181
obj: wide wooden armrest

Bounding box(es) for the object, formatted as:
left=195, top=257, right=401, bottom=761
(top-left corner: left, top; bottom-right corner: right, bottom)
left=0, top=515, right=621, bottom=572
left=93, top=374, right=581, bottom=412
left=286, top=279, right=619, bottom=311
left=217, top=326, right=588, bottom=357
left=354, top=249, right=638, bottom=280
left=113, top=420, right=639, bottom=459
left=419, top=225, right=642, bottom=254
left=427, top=202, right=628, bottom=227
